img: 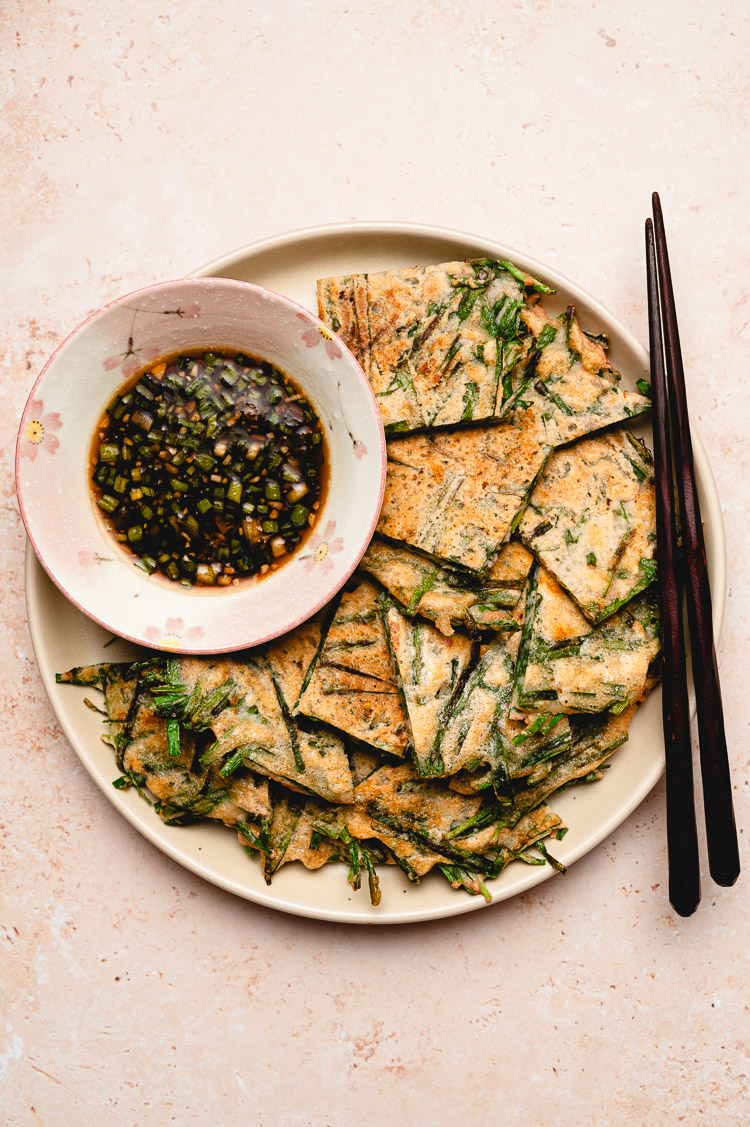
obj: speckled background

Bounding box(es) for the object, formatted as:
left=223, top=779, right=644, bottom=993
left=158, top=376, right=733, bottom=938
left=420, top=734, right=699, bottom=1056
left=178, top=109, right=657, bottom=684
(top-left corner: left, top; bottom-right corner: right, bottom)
left=2, top=2, right=748, bottom=1124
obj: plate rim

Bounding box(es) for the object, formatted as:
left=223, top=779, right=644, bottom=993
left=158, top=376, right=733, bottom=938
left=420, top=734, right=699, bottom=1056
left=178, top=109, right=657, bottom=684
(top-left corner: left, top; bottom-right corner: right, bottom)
left=26, top=220, right=727, bottom=925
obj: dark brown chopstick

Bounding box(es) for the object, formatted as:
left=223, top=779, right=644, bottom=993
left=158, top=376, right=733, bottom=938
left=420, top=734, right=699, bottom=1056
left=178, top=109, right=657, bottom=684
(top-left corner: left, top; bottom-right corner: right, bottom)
left=649, top=193, right=741, bottom=904
left=645, top=217, right=701, bottom=916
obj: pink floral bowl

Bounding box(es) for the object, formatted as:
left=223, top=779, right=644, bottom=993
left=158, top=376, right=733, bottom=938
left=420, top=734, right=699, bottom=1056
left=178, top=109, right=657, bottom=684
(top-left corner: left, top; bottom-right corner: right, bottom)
left=16, top=278, right=386, bottom=653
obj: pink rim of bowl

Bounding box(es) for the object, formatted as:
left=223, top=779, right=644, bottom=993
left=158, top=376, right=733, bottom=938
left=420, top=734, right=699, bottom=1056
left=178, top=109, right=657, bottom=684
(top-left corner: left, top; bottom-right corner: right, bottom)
left=16, top=277, right=386, bottom=653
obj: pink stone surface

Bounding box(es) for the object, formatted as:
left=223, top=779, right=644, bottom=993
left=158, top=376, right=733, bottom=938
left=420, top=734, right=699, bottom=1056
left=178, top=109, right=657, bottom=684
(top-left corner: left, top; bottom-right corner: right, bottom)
left=1, top=3, right=748, bottom=1123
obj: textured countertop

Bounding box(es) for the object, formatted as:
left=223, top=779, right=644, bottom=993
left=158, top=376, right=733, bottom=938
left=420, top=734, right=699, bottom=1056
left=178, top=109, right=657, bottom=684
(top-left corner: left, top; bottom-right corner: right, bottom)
left=2, top=3, right=748, bottom=1123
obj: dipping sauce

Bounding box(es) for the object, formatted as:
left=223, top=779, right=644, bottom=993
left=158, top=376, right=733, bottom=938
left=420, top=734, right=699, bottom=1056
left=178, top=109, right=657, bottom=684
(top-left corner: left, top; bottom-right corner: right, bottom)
left=91, top=350, right=326, bottom=585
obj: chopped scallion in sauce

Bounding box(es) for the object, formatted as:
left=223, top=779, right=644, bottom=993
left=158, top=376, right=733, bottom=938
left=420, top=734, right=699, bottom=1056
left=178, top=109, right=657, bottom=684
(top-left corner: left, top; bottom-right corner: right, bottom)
left=91, top=350, right=326, bottom=586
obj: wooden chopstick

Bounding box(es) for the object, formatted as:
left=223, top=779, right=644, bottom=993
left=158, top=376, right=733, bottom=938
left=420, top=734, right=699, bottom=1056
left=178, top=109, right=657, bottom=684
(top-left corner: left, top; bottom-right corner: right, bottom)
left=645, top=216, right=701, bottom=916
left=651, top=193, right=740, bottom=892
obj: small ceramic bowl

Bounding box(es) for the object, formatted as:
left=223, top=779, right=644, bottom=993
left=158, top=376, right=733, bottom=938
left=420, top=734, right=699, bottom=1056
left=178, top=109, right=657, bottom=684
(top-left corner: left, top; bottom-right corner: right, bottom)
left=16, top=278, right=386, bottom=653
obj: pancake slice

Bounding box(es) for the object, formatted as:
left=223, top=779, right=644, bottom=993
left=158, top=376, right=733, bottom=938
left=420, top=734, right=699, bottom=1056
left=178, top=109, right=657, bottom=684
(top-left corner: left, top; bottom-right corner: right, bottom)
left=317, top=258, right=554, bottom=434
left=140, top=651, right=356, bottom=805
left=428, top=632, right=571, bottom=797
left=116, top=677, right=272, bottom=826
left=514, top=566, right=659, bottom=714
left=353, top=762, right=565, bottom=880
left=507, top=706, right=638, bottom=825
left=518, top=430, right=657, bottom=622
left=316, top=804, right=444, bottom=883
left=259, top=794, right=341, bottom=880
left=296, top=577, right=410, bottom=757
left=379, top=596, right=475, bottom=774
left=502, top=304, right=651, bottom=446
left=360, top=535, right=531, bottom=635
left=378, top=425, right=550, bottom=575
left=428, top=639, right=516, bottom=785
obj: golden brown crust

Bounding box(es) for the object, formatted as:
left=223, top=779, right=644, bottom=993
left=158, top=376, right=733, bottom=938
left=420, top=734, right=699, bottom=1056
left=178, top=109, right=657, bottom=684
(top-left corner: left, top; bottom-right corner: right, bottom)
left=519, top=430, right=656, bottom=621
left=318, top=261, right=528, bottom=433
left=378, top=426, right=549, bottom=574
left=296, top=578, right=409, bottom=756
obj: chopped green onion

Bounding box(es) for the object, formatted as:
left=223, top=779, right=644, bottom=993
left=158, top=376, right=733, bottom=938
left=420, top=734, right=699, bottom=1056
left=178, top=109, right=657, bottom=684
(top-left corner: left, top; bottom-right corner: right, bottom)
left=92, top=349, right=324, bottom=585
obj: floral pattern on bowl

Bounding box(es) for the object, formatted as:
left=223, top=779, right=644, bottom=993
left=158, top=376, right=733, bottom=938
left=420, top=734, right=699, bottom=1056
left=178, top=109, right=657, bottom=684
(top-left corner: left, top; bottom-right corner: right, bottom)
left=16, top=278, right=386, bottom=654
left=144, top=618, right=206, bottom=650
left=20, top=399, right=62, bottom=461
left=297, top=313, right=343, bottom=360
left=300, top=520, right=345, bottom=574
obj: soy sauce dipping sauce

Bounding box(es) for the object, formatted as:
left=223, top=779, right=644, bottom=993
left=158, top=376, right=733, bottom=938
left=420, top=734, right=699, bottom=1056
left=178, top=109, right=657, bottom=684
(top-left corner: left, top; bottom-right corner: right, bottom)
left=91, top=349, right=327, bottom=586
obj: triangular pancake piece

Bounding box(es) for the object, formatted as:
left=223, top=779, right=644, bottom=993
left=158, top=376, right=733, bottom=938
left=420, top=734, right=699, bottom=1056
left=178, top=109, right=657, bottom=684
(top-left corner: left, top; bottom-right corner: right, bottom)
left=442, top=705, right=638, bottom=842
left=119, top=677, right=272, bottom=825
left=499, top=709, right=573, bottom=780
left=263, top=617, right=324, bottom=708
left=296, top=577, right=409, bottom=756
left=430, top=636, right=571, bottom=795
left=361, top=537, right=470, bottom=632
left=180, top=655, right=355, bottom=804
left=317, top=805, right=444, bottom=882
left=317, top=258, right=553, bottom=434
left=506, top=706, right=638, bottom=826
left=448, top=803, right=565, bottom=858
left=379, top=596, right=475, bottom=773
left=353, top=763, right=564, bottom=878
left=360, top=535, right=532, bottom=635
left=57, top=661, right=273, bottom=825
left=354, top=762, right=502, bottom=872
left=259, top=794, right=340, bottom=879
left=109, top=636, right=352, bottom=806
left=378, top=425, right=550, bottom=575
left=256, top=792, right=391, bottom=905
left=502, top=304, right=651, bottom=446
left=514, top=566, right=659, bottom=714
left=437, top=803, right=567, bottom=896
left=448, top=705, right=574, bottom=793
left=518, top=429, right=656, bottom=622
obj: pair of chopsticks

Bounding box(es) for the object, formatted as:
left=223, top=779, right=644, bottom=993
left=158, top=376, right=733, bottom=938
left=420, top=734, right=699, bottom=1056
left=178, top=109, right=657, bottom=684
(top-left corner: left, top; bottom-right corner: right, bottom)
left=645, top=193, right=740, bottom=916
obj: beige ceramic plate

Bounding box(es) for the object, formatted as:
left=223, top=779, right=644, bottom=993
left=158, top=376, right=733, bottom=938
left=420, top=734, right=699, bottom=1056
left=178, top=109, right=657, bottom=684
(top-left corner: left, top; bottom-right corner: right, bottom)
left=26, top=222, right=727, bottom=924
